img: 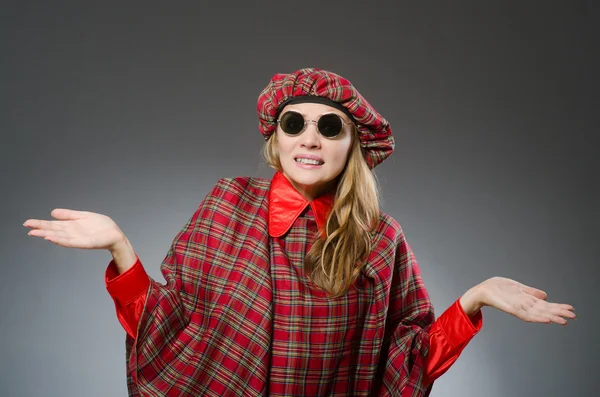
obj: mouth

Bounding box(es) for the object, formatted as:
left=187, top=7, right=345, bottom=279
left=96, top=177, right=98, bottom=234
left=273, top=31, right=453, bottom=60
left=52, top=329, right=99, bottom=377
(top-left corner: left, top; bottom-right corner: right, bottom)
left=294, top=157, right=324, bottom=166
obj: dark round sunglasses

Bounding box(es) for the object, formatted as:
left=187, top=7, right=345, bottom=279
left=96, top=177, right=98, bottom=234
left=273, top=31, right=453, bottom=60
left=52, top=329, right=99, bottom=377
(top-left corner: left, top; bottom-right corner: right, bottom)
left=276, top=111, right=354, bottom=139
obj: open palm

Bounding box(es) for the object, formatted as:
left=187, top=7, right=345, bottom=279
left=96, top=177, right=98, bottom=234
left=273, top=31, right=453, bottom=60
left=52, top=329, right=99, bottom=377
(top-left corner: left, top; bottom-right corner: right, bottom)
left=480, top=276, right=575, bottom=325
left=23, top=208, right=123, bottom=250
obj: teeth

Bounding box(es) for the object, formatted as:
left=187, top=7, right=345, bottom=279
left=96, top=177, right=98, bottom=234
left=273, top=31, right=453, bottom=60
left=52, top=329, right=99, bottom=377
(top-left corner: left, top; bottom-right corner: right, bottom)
left=296, top=158, right=323, bottom=165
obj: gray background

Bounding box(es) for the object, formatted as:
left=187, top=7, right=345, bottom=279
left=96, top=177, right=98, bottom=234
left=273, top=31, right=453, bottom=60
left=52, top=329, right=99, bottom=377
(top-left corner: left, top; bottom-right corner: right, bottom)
left=2, top=1, right=598, bottom=396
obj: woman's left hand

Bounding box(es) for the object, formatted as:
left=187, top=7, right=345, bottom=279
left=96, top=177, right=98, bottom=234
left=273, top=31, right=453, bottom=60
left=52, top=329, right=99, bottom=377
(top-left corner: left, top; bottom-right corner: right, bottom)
left=460, top=277, right=576, bottom=325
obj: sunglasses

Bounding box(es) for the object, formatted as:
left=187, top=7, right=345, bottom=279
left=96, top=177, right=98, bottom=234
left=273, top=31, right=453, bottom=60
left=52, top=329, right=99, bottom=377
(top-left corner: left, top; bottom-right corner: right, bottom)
left=276, top=111, right=354, bottom=139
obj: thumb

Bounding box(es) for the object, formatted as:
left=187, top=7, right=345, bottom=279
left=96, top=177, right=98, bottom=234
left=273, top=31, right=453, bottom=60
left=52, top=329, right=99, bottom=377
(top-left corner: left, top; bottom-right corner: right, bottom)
left=520, top=284, right=548, bottom=300
left=50, top=208, right=89, bottom=220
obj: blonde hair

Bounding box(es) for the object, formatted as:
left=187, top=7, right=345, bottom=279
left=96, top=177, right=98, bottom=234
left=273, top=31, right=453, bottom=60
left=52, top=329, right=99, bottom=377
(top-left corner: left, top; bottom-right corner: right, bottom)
left=262, top=128, right=380, bottom=297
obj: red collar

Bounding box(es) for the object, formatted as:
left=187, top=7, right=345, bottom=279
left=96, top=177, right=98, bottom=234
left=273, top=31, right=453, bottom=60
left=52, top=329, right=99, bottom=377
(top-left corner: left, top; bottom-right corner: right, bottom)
left=268, top=171, right=335, bottom=238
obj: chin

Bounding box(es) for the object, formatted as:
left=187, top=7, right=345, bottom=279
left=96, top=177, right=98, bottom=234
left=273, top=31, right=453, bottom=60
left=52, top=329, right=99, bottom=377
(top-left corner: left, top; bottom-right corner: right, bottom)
left=283, top=163, right=330, bottom=185
left=288, top=169, right=327, bottom=186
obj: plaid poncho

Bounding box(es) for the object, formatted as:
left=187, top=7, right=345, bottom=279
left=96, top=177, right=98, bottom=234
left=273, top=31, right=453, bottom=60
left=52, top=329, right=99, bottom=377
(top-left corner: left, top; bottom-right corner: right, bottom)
left=106, top=172, right=482, bottom=396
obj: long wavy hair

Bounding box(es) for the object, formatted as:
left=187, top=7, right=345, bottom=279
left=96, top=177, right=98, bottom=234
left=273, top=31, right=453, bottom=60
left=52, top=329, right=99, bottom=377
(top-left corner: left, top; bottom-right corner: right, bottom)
left=262, top=127, right=381, bottom=297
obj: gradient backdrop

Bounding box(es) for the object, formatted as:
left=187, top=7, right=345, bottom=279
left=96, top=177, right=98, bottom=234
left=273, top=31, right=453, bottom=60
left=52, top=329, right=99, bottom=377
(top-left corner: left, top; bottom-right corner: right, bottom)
left=2, top=1, right=598, bottom=396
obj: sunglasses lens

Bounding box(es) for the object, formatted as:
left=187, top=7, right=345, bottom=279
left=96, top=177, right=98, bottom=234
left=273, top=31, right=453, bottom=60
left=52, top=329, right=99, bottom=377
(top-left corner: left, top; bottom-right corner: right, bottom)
left=280, top=112, right=305, bottom=135
left=317, top=114, right=343, bottom=138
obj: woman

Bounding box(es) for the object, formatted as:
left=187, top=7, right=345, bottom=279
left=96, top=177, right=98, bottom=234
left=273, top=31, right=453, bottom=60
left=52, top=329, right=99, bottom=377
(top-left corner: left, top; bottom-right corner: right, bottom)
left=24, top=68, right=575, bottom=397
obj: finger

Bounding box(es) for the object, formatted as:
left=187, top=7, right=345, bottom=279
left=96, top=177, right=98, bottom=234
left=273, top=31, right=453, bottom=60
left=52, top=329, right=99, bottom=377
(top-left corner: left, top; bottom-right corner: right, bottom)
left=542, top=301, right=575, bottom=311
left=546, top=314, right=569, bottom=325
left=27, top=229, right=45, bottom=237
left=515, top=300, right=577, bottom=325
left=521, top=285, right=547, bottom=300
left=559, top=310, right=577, bottom=320
left=27, top=228, right=63, bottom=244
left=44, top=235, right=74, bottom=247
left=514, top=309, right=552, bottom=324
left=23, top=219, right=43, bottom=229
left=544, top=303, right=577, bottom=319
left=555, top=303, right=575, bottom=312
left=523, top=313, right=563, bottom=325
left=28, top=228, right=68, bottom=239
left=525, top=301, right=576, bottom=325
left=24, top=220, right=63, bottom=231
left=50, top=208, right=89, bottom=220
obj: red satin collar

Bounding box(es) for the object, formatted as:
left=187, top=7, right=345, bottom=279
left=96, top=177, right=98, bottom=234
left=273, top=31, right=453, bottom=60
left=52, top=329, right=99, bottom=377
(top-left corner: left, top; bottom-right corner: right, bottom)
left=268, top=171, right=335, bottom=238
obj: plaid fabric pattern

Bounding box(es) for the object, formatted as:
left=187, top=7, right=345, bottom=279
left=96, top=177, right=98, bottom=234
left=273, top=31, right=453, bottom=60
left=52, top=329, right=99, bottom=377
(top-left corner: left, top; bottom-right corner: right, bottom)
left=256, top=68, right=395, bottom=169
left=124, top=177, right=434, bottom=396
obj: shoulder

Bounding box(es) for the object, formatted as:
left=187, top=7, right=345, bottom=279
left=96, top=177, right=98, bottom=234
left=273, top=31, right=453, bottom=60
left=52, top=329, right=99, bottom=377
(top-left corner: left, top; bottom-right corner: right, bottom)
left=192, top=176, right=271, bottom=220
left=375, top=211, right=406, bottom=245
left=215, top=175, right=271, bottom=194
left=208, top=176, right=271, bottom=203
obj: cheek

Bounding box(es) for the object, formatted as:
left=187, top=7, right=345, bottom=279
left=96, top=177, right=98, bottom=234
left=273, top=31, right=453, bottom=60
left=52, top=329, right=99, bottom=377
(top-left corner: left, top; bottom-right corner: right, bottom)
left=332, top=140, right=353, bottom=165
left=277, top=141, right=291, bottom=156
left=274, top=131, right=287, bottom=152
left=275, top=132, right=296, bottom=159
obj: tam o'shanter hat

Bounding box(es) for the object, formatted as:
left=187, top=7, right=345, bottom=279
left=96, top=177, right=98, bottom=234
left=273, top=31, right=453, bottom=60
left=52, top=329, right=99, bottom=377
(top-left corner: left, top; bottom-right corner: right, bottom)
left=257, top=68, right=394, bottom=169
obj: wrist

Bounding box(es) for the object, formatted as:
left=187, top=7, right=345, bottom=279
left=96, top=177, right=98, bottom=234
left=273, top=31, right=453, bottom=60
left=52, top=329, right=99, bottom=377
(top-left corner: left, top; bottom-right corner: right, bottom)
left=109, top=235, right=137, bottom=274
left=109, top=233, right=129, bottom=254
left=460, top=284, right=486, bottom=316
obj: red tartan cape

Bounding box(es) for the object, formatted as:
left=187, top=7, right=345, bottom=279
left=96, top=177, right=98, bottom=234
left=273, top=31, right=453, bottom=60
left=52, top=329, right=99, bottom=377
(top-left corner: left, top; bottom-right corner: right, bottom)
left=124, top=176, right=435, bottom=397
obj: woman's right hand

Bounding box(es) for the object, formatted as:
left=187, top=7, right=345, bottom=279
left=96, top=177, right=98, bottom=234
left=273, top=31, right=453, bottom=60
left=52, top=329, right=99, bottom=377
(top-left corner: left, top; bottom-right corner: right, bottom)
left=24, top=208, right=125, bottom=251
left=24, top=208, right=137, bottom=273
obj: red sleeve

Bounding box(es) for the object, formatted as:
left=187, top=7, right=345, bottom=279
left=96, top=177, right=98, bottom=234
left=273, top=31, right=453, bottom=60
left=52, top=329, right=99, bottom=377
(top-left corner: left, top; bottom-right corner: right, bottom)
left=105, top=255, right=150, bottom=339
left=423, top=298, right=483, bottom=384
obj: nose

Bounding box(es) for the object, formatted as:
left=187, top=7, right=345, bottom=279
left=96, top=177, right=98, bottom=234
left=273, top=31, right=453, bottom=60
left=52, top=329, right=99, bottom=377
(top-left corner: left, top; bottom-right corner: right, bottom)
left=299, top=121, right=321, bottom=148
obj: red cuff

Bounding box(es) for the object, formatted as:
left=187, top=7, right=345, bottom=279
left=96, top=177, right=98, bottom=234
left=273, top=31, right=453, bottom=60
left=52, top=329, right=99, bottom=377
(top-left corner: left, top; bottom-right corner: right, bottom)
left=105, top=256, right=150, bottom=306
left=436, top=298, right=483, bottom=348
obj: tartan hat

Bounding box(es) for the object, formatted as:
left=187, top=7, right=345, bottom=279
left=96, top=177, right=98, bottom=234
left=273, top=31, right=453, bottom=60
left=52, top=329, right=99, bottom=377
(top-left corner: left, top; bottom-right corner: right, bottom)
left=257, top=68, right=394, bottom=169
